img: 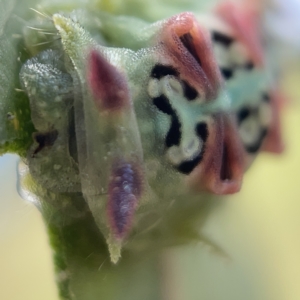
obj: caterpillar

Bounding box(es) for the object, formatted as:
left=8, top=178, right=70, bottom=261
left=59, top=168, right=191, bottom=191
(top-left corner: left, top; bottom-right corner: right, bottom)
left=19, top=1, right=284, bottom=262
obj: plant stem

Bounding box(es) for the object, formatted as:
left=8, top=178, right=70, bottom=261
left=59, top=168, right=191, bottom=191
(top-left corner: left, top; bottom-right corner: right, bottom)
left=43, top=197, right=163, bottom=300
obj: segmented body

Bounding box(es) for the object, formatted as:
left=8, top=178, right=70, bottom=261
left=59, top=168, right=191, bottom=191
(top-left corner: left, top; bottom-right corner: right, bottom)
left=19, top=1, right=283, bottom=262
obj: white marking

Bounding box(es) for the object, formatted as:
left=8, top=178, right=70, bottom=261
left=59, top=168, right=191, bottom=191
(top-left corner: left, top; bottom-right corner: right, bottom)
left=181, top=137, right=202, bottom=160
left=213, top=44, right=231, bottom=68
left=166, top=137, right=202, bottom=166
left=166, top=146, right=184, bottom=165
left=239, top=116, right=261, bottom=146
left=229, top=42, right=249, bottom=66
left=259, top=102, right=272, bottom=127
left=147, top=78, right=160, bottom=98
left=168, top=77, right=183, bottom=95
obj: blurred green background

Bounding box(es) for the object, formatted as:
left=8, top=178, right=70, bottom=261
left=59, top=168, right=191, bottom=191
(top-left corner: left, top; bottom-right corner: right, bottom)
left=0, top=68, right=300, bottom=300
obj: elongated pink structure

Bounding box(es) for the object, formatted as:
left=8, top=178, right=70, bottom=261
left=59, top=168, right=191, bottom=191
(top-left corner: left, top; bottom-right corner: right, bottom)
left=161, top=12, right=222, bottom=101
left=87, top=49, right=130, bottom=111
left=157, top=13, right=245, bottom=194
left=107, top=161, right=143, bottom=240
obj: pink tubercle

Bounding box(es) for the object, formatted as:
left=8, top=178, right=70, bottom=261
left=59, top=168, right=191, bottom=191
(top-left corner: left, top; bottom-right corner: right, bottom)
left=188, top=114, right=245, bottom=195
left=87, top=49, right=130, bottom=111
left=160, top=12, right=223, bottom=102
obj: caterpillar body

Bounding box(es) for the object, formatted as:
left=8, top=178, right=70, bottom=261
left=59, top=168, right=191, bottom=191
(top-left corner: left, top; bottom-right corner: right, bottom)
left=19, top=1, right=284, bottom=262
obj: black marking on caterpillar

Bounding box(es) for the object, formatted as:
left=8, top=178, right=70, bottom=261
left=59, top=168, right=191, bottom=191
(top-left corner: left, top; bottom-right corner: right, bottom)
left=211, top=31, right=234, bottom=47
left=220, top=144, right=232, bottom=181
left=166, top=115, right=181, bottom=147
left=32, top=130, right=58, bottom=156
left=220, top=68, right=234, bottom=80
left=262, top=93, right=270, bottom=103
left=151, top=64, right=179, bottom=79
left=182, top=80, right=198, bottom=101
left=153, top=95, right=173, bottom=115
left=180, top=33, right=202, bottom=66
left=152, top=95, right=181, bottom=147
left=237, top=107, right=251, bottom=124
left=196, top=122, right=209, bottom=143
left=244, top=61, right=254, bottom=70
left=177, top=155, right=202, bottom=174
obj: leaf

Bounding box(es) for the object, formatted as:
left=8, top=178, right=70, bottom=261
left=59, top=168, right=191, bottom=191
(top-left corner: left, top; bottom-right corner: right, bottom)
left=0, top=0, right=37, bottom=156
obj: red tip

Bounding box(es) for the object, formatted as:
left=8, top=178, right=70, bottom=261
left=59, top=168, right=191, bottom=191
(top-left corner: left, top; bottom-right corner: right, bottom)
left=87, top=49, right=130, bottom=111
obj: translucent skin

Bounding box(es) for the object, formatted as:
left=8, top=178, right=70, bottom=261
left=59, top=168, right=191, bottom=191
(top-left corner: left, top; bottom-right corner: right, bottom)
left=88, top=49, right=131, bottom=111
left=107, top=161, right=142, bottom=240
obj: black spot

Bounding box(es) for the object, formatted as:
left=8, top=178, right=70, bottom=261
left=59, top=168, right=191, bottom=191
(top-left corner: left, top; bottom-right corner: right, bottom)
left=220, top=145, right=232, bottom=181
left=32, top=130, right=58, bottom=156
left=237, top=107, right=251, bottom=124
left=177, top=155, right=202, bottom=175
left=196, top=122, right=209, bottom=143
left=153, top=95, right=173, bottom=115
left=262, top=93, right=270, bottom=103
left=245, top=128, right=268, bottom=154
left=220, top=68, right=234, bottom=80
left=151, top=64, right=179, bottom=79
left=152, top=94, right=182, bottom=149
left=68, top=107, right=78, bottom=163
left=244, top=61, right=254, bottom=70
left=182, top=80, right=198, bottom=101
left=211, top=31, right=234, bottom=47
left=166, top=116, right=181, bottom=147
left=180, top=33, right=201, bottom=66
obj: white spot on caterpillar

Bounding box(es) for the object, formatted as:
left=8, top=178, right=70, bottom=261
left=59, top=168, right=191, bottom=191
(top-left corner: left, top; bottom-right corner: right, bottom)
left=181, top=137, right=202, bottom=160
left=168, top=77, right=183, bottom=95
left=259, top=102, right=272, bottom=127
left=166, top=146, right=183, bottom=165
left=229, top=42, right=249, bottom=65
left=213, top=43, right=231, bottom=68
left=147, top=78, right=160, bottom=98
left=239, top=116, right=260, bottom=146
